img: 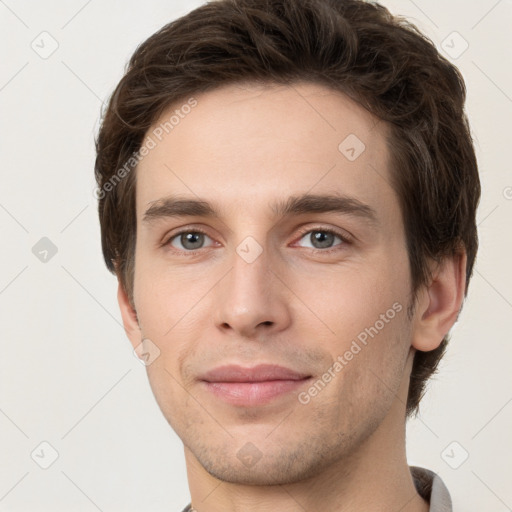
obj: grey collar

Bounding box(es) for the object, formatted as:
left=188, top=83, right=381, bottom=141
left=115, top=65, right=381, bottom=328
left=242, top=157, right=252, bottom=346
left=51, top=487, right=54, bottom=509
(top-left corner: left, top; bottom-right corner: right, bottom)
left=411, top=465, right=453, bottom=511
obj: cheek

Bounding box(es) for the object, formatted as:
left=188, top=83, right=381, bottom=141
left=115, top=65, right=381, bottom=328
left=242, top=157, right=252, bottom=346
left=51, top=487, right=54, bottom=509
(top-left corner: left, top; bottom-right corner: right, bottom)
left=318, top=306, right=410, bottom=437
left=133, top=250, right=212, bottom=336
left=298, top=253, right=410, bottom=395
left=295, top=258, right=405, bottom=342
left=132, top=261, right=205, bottom=396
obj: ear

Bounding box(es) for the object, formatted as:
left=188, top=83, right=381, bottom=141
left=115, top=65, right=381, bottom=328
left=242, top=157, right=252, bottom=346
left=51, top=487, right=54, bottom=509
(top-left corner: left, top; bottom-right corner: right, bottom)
left=117, top=279, right=142, bottom=351
left=411, top=250, right=467, bottom=352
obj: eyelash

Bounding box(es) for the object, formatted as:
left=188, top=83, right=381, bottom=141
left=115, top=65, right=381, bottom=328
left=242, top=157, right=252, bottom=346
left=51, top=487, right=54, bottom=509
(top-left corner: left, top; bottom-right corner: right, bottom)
left=161, top=226, right=353, bottom=256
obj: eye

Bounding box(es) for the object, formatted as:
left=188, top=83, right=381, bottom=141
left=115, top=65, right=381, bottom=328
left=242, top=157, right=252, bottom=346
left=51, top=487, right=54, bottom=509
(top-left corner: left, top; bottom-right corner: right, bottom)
left=162, top=226, right=352, bottom=255
left=166, top=229, right=215, bottom=251
left=295, top=227, right=351, bottom=251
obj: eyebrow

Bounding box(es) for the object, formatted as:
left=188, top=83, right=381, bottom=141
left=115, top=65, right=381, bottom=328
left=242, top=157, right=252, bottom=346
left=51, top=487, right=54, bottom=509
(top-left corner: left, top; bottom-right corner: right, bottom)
left=142, top=193, right=378, bottom=227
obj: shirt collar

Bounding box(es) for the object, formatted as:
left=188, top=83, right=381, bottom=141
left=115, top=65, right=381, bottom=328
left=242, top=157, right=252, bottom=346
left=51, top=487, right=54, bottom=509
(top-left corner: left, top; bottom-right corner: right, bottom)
left=411, top=465, right=453, bottom=511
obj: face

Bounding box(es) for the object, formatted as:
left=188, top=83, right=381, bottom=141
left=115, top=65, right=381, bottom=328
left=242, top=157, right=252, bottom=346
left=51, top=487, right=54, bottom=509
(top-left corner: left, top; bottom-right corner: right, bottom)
left=126, top=82, right=416, bottom=485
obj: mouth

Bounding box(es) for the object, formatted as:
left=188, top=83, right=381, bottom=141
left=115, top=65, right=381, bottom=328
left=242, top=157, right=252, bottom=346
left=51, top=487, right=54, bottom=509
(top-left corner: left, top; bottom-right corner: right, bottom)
left=199, top=364, right=312, bottom=406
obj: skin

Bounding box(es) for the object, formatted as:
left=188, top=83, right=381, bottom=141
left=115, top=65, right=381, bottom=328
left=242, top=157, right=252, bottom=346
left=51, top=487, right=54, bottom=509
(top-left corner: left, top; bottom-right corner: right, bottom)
left=117, top=82, right=466, bottom=512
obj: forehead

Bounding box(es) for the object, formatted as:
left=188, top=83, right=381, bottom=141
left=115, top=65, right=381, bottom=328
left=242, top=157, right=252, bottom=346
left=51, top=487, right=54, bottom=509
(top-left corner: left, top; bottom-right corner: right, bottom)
left=135, top=81, right=396, bottom=224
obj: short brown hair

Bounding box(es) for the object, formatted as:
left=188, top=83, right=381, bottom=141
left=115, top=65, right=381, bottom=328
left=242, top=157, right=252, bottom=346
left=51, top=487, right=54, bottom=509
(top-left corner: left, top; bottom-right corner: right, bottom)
left=94, top=0, right=480, bottom=417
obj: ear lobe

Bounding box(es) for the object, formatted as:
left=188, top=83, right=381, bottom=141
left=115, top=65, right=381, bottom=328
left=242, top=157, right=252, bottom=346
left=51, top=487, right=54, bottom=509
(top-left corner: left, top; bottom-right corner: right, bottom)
left=117, top=280, right=142, bottom=350
left=411, top=250, right=467, bottom=352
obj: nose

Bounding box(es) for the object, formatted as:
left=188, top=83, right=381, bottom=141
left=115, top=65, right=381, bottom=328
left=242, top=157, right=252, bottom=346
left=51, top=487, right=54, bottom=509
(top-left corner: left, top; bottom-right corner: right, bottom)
left=214, top=244, right=292, bottom=339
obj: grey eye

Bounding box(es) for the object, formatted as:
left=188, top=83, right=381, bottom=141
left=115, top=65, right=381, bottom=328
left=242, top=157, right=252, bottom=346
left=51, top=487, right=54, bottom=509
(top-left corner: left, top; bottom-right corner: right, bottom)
left=170, top=231, right=213, bottom=251
left=297, top=230, right=342, bottom=250
left=310, top=231, right=335, bottom=248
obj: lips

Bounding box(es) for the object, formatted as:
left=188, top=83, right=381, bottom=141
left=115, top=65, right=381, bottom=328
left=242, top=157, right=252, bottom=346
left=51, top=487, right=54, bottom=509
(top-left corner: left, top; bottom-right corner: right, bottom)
left=200, top=364, right=311, bottom=383
left=199, top=364, right=312, bottom=406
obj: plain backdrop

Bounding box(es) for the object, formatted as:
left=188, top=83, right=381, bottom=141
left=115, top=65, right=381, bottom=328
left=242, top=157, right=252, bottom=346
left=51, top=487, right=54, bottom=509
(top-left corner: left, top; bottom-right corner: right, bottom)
left=1, top=0, right=511, bottom=510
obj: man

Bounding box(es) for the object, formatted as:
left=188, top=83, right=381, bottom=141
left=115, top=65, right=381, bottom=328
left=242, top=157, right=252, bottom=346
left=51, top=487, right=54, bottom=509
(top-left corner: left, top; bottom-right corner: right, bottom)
left=94, top=0, right=480, bottom=510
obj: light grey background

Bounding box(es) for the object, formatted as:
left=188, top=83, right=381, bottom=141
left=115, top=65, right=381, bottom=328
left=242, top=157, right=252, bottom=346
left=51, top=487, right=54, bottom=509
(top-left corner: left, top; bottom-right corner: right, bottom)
left=1, top=1, right=511, bottom=510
